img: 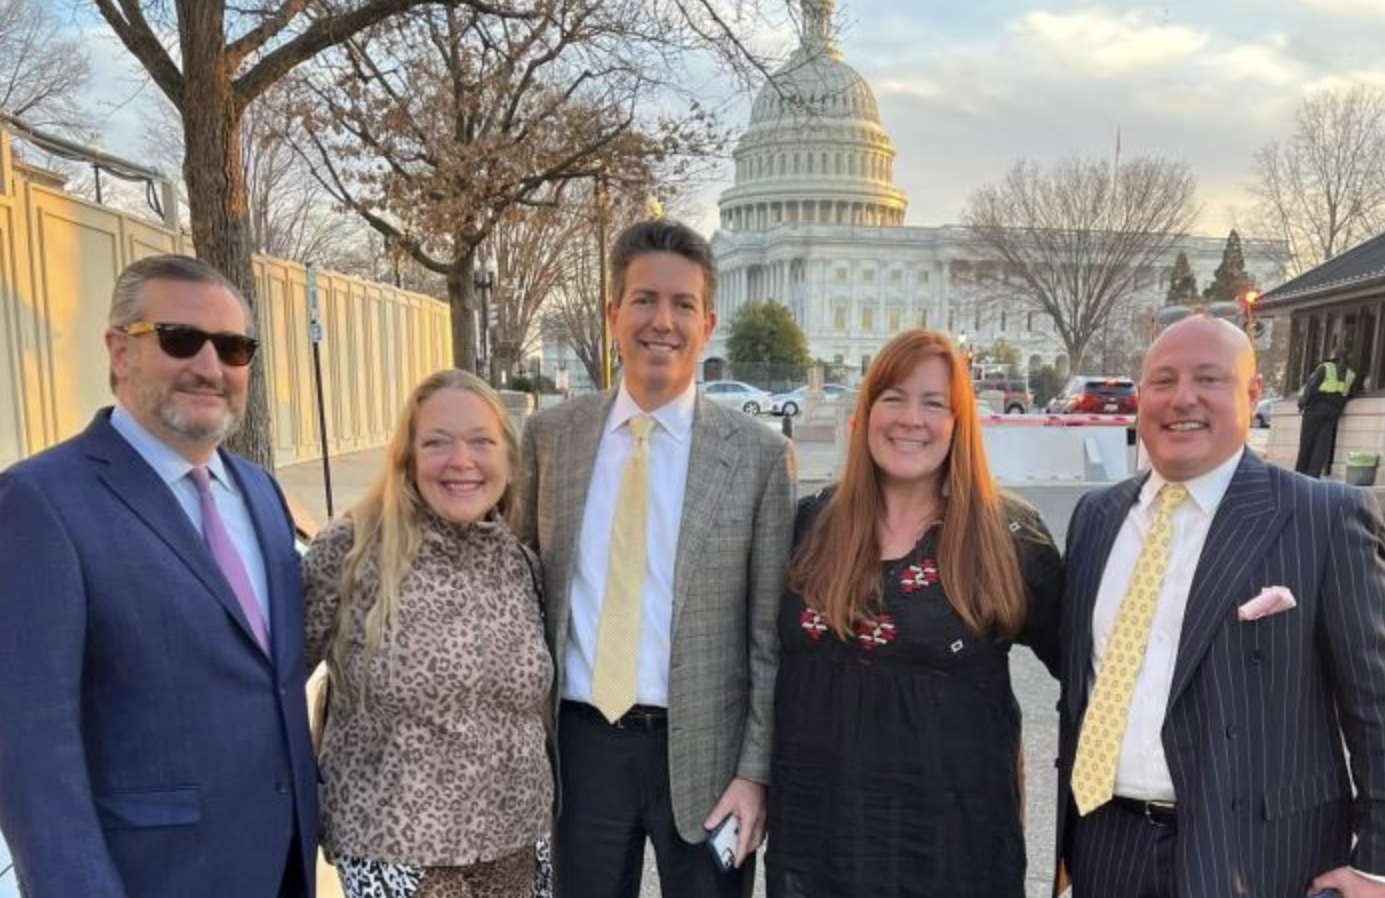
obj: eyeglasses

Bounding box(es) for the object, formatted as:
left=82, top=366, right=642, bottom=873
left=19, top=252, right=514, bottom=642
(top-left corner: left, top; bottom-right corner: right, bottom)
left=117, top=322, right=259, bottom=367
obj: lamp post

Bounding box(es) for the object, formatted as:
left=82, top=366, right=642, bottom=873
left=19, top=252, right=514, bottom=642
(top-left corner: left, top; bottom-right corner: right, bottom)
left=473, top=257, right=495, bottom=382
left=595, top=170, right=613, bottom=390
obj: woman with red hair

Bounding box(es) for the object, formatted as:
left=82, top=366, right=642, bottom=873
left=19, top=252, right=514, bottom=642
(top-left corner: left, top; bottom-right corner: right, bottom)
left=767, top=329, right=1062, bottom=898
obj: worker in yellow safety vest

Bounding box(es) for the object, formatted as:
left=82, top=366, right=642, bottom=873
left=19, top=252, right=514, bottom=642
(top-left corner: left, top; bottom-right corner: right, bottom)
left=1295, top=348, right=1359, bottom=478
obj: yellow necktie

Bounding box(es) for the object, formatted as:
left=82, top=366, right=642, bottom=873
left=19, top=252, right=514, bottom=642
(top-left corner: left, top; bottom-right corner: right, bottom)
left=591, top=415, right=654, bottom=723
left=1071, top=483, right=1189, bottom=816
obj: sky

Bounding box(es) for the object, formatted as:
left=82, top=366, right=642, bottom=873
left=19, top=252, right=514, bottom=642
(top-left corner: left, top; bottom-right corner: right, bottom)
left=61, top=0, right=1385, bottom=240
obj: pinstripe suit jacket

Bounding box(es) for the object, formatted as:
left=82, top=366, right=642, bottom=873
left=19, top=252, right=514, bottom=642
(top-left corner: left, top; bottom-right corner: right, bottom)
left=519, top=391, right=796, bottom=842
left=1057, top=451, right=1385, bottom=896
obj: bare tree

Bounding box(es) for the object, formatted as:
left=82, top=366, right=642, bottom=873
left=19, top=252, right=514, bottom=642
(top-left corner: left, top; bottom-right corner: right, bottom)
left=90, top=0, right=788, bottom=464
left=87, top=0, right=543, bottom=466
left=140, top=90, right=367, bottom=267
left=539, top=183, right=656, bottom=386
left=962, top=156, right=1199, bottom=372
left=1250, top=85, right=1385, bottom=276
left=0, top=0, right=90, bottom=133
left=287, top=1, right=727, bottom=374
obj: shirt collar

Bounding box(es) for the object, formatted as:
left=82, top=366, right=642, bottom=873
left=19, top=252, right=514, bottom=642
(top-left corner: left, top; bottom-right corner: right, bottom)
left=1140, top=448, right=1244, bottom=517
left=110, top=404, right=234, bottom=491
left=607, top=379, right=696, bottom=444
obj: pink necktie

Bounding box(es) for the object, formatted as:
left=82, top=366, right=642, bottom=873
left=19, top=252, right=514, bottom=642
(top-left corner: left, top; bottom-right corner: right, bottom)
left=189, top=467, right=270, bottom=654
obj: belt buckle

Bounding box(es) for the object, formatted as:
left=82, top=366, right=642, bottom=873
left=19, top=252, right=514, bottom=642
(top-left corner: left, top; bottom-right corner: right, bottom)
left=1144, top=800, right=1175, bottom=826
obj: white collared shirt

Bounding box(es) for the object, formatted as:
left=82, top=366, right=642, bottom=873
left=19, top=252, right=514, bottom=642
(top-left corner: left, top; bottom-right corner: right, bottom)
left=563, top=380, right=697, bottom=707
left=110, top=405, right=272, bottom=628
left=1090, top=449, right=1244, bottom=801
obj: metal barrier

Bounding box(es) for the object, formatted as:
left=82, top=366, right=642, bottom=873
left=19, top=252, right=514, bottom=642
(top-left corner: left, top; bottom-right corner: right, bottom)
left=978, top=415, right=1136, bottom=482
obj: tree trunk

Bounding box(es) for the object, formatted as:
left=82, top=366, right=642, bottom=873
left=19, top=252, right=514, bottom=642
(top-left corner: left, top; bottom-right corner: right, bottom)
left=178, top=0, right=274, bottom=469
left=447, top=257, right=478, bottom=372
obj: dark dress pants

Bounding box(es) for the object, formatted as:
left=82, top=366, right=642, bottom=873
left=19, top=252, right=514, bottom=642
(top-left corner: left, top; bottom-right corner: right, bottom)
left=555, top=702, right=750, bottom=898
left=1069, top=802, right=1177, bottom=898
left=1296, top=404, right=1341, bottom=477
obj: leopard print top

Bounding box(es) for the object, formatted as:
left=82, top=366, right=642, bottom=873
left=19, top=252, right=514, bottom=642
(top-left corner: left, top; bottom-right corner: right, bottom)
left=304, top=511, right=554, bottom=867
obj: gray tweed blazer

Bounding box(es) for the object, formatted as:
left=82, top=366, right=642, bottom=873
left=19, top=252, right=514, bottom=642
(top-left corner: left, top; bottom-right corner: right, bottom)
left=519, top=390, right=796, bottom=842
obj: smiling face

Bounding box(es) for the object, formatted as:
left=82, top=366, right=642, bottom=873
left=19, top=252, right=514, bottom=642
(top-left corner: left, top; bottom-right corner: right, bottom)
left=412, top=388, right=510, bottom=524
left=106, top=278, right=250, bottom=462
left=608, top=251, right=716, bottom=411
left=867, top=355, right=956, bottom=491
left=1138, top=316, right=1262, bottom=482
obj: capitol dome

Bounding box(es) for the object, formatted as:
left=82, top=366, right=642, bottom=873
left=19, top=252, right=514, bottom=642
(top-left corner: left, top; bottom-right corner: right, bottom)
left=719, top=0, right=907, bottom=232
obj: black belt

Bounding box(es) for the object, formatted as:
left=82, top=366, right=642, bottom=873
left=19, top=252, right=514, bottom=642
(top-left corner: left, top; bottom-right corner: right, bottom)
left=562, top=700, right=668, bottom=731
left=1111, top=796, right=1177, bottom=825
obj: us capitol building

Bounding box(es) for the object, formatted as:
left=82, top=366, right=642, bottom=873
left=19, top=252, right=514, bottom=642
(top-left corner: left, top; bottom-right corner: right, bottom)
left=706, top=0, right=1282, bottom=375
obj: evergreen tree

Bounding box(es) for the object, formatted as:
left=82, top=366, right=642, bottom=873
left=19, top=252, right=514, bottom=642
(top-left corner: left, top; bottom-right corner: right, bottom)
left=726, top=301, right=812, bottom=367
left=1165, top=251, right=1199, bottom=306
left=1203, top=230, right=1254, bottom=303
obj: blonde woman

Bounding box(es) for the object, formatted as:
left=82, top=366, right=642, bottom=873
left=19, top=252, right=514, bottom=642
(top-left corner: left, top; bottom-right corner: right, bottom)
left=304, top=369, right=552, bottom=898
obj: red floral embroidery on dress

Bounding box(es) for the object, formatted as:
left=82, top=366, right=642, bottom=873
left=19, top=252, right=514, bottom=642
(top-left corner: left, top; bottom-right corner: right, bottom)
left=799, top=608, right=828, bottom=641
left=856, top=614, right=897, bottom=650
left=899, top=558, right=940, bottom=593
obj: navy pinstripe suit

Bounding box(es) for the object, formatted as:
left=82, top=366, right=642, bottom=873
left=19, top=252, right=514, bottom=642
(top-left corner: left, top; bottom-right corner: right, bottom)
left=1058, top=451, right=1385, bottom=896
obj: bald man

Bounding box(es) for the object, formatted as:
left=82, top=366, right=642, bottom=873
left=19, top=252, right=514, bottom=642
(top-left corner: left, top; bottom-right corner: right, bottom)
left=1056, top=316, right=1385, bottom=897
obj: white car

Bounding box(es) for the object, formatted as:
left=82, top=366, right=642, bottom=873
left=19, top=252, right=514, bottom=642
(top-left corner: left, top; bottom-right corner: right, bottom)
left=699, top=380, right=774, bottom=415
left=772, top=383, right=857, bottom=417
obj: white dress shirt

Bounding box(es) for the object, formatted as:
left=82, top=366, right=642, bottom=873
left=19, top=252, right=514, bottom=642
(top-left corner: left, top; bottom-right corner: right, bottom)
left=1090, top=449, right=1243, bottom=802
left=110, top=405, right=271, bottom=628
left=562, top=381, right=696, bottom=708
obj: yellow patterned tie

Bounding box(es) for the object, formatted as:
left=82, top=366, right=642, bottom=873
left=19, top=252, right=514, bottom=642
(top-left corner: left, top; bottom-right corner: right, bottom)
left=591, top=415, right=654, bottom=723
left=1071, top=483, right=1189, bottom=816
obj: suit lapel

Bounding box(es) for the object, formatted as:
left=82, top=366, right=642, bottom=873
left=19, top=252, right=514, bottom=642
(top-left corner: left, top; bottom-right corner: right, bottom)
left=671, top=400, right=737, bottom=630
left=1168, top=453, right=1286, bottom=708
left=84, top=414, right=271, bottom=662
left=223, top=452, right=288, bottom=664
left=550, top=394, right=611, bottom=633
left=1065, top=477, right=1143, bottom=716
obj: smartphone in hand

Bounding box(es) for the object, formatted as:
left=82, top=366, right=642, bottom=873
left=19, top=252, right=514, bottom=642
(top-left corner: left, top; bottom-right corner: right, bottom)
left=705, top=814, right=739, bottom=874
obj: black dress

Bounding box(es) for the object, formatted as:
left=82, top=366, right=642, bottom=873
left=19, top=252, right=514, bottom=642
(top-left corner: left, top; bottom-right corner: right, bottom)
left=766, top=491, right=1063, bottom=898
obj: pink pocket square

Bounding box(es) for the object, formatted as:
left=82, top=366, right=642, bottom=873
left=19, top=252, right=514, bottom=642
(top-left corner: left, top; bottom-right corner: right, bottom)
left=1238, top=586, right=1297, bottom=621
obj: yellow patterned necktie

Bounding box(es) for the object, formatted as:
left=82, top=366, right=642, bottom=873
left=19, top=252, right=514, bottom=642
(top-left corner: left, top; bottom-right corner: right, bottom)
left=1071, top=483, right=1189, bottom=816
left=591, top=415, right=655, bottom=723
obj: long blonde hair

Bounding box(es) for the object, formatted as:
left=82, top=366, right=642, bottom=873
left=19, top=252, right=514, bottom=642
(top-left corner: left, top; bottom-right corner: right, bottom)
left=326, top=369, right=519, bottom=702
left=787, top=330, right=1027, bottom=640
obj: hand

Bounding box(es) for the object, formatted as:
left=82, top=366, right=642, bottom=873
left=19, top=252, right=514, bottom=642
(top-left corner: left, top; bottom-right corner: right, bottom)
left=703, top=777, right=766, bottom=867
left=1309, top=867, right=1385, bottom=897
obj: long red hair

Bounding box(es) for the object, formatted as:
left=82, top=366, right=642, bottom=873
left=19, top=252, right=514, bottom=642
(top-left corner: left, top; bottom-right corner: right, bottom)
left=787, top=329, right=1027, bottom=639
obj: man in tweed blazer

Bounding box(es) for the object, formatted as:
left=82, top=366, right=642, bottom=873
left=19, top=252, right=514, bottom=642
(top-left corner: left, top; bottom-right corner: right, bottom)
left=1058, top=315, right=1385, bottom=897
left=521, top=220, right=795, bottom=898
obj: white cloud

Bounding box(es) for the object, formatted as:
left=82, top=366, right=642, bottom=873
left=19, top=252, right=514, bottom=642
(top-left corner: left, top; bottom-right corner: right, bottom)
left=1300, top=0, right=1385, bottom=19
left=1011, top=9, right=1210, bottom=79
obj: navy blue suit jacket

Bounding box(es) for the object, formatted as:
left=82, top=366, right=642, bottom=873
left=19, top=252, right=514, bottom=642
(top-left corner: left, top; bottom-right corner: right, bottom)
left=1058, top=452, right=1385, bottom=895
left=0, top=410, right=318, bottom=898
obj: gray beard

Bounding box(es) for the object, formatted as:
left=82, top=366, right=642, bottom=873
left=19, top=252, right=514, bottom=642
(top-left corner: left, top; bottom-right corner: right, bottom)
left=158, top=401, right=241, bottom=445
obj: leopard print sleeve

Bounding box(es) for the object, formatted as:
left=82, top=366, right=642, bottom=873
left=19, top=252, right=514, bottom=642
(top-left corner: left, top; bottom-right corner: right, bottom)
left=303, top=517, right=355, bottom=668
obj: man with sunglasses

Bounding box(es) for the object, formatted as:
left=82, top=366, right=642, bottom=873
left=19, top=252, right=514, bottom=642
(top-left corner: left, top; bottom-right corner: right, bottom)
left=0, top=255, right=317, bottom=898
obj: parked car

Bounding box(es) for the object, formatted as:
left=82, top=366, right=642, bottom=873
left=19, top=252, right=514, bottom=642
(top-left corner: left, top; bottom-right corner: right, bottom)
left=772, top=383, right=857, bottom=417
left=1253, top=394, right=1282, bottom=429
left=699, top=380, right=774, bottom=415
left=1048, top=376, right=1138, bottom=415
left=973, top=377, right=1034, bottom=414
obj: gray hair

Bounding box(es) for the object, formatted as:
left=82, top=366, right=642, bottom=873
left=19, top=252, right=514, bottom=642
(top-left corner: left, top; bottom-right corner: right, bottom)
left=610, top=219, right=718, bottom=314
left=109, top=254, right=254, bottom=336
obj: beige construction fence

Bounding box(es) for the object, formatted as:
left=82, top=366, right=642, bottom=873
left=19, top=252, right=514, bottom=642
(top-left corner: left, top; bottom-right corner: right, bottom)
left=0, top=128, right=452, bottom=471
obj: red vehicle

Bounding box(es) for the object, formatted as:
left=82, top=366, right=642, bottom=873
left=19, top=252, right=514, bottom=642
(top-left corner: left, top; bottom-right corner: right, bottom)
left=1048, top=376, right=1138, bottom=415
